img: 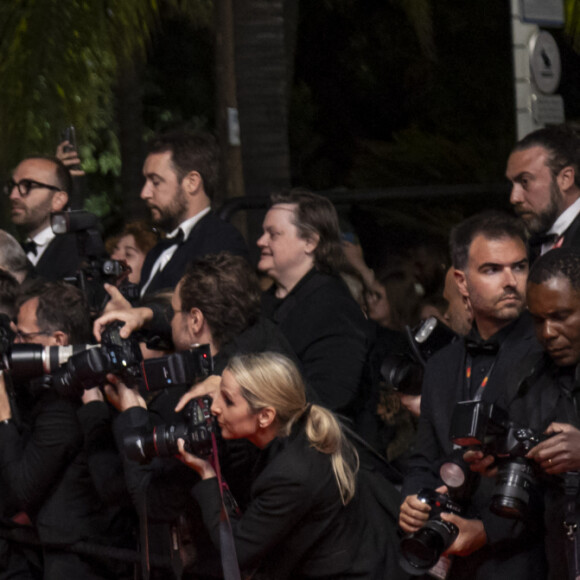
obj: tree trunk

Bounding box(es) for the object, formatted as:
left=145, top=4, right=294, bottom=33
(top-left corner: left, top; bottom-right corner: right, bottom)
left=233, top=0, right=292, bottom=198
left=114, top=56, right=147, bottom=221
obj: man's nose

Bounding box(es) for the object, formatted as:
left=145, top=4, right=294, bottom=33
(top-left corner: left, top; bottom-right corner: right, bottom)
left=509, top=184, right=523, bottom=206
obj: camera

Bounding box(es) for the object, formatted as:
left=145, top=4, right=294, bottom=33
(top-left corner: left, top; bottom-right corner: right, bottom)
left=449, top=400, right=544, bottom=519
left=123, top=395, right=216, bottom=462
left=0, top=314, right=96, bottom=381
left=141, top=346, right=212, bottom=392
left=51, top=321, right=143, bottom=396
left=51, top=211, right=136, bottom=316
left=399, top=488, right=462, bottom=575
left=52, top=321, right=213, bottom=398
left=380, top=316, right=457, bottom=395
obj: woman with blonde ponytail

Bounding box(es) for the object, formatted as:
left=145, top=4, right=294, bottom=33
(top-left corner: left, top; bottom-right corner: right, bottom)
left=178, top=352, right=385, bottom=579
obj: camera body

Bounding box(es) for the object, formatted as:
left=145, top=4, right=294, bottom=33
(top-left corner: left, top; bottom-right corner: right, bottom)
left=381, top=317, right=458, bottom=395
left=51, top=210, right=135, bottom=316
left=450, top=400, right=544, bottom=519
left=123, top=395, right=216, bottom=462
left=399, top=488, right=462, bottom=575
left=52, top=321, right=143, bottom=397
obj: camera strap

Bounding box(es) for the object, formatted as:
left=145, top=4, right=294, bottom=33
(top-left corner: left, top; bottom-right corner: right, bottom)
left=563, top=471, right=580, bottom=580
left=210, top=431, right=242, bottom=580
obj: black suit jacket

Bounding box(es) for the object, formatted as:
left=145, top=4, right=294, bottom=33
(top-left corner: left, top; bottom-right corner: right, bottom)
left=139, top=212, right=248, bottom=295
left=193, top=422, right=388, bottom=580
left=402, top=312, right=547, bottom=580
left=33, top=233, right=81, bottom=281
left=0, top=391, right=132, bottom=579
left=507, top=355, right=580, bottom=580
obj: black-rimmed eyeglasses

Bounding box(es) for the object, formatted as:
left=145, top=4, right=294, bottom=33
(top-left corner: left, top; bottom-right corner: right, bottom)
left=4, top=179, right=62, bottom=197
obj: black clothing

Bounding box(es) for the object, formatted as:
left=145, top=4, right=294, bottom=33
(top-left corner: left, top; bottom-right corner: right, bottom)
left=139, top=212, right=248, bottom=296
left=261, top=269, right=370, bottom=417
left=0, top=391, right=133, bottom=580
left=192, top=421, right=391, bottom=580
left=31, top=234, right=80, bottom=282
left=402, top=313, right=547, bottom=579
left=113, top=317, right=300, bottom=578
left=507, top=354, right=580, bottom=580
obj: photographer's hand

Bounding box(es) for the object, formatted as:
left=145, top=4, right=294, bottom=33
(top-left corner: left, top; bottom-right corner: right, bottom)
left=177, top=438, right=216, bottom=480
left=399, top=485, right=447, bottom=533
left=82, top=386, right=105, bottom=404
left=93, top=303, right=153, bottom=341
left=103, top=373, right=146, bottom=412
left=0, top=372, right=12, bottom=421
left=175, top=375, right=221, bottom=413
left=102, top=284, right=131, bottom=314
left=526, top=422, right=580, bottom=474
left=56, top=141, right=85, bottom=177
left=440, top=513, right=487, bottom=557
left=463, top=449, right=498, bottom=477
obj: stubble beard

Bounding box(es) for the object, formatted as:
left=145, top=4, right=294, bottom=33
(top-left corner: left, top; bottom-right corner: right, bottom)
left=151, top=185, right=188, bottom=232
left=519, top=178, right=563, bottom=235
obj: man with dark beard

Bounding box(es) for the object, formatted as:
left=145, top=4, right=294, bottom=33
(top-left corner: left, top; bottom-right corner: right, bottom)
left=506, top=124, right=580, bottom=258
left=138, top=131, right=248, bottom=297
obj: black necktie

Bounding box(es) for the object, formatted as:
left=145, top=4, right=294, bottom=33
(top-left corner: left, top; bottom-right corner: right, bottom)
left=22, top=240, right=38, bottom=256
left=465, top=338, right=499, bottom=357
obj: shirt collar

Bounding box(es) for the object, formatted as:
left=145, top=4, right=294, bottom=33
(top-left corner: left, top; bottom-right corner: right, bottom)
left=547, top=197, right=580, bottom=237
left=30, top=226, right=55, bottom=248
left=166, top=206, right=211, bottom=242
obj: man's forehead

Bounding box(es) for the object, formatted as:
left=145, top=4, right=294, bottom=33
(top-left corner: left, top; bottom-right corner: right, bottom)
left=506, top=145, right=550, bottom=174
left=17, top=297, right=40, bottom=328
left=468, top=234, right=526, bottom=262
left=14, top=158, right=57, bottom=177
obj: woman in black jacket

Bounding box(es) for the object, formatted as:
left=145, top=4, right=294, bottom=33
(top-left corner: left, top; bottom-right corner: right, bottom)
left=257, top=190, right=370, bottom=420
left=178, top=351, right=386, bottom=580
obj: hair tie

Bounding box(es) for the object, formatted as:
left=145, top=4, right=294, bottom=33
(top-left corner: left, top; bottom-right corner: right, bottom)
left=302, top=402, right=313, bottom=417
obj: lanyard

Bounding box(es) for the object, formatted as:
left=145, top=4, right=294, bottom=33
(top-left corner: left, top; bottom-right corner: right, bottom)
left=464, top=353, right=497, bottom=401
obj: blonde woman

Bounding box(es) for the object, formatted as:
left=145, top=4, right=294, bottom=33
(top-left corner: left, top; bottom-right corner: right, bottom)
left=178, top=352, right=382, bottom=579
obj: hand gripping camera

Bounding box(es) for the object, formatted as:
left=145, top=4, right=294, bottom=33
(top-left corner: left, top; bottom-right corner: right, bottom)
left=123, top=394, right=217, bottom=462
left=450, top=400, right=545, bottom=520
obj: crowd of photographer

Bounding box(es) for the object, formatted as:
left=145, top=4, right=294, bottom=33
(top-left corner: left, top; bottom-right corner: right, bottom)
left=2, top=123, right=580, bottom=580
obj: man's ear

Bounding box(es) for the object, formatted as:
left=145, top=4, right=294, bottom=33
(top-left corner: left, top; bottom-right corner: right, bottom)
left=181, top=171, right=203, bottom=196
left=257, top=406, right=277, bottom=429
left=52, top=330, right=68, bottom=346
left=189, top=307, right=205, bottom=337
left=51, top=190, right=69, bottom=213
left=454, top=268, right=469, bottom=299
left=557, top=165, right=576, bottom=194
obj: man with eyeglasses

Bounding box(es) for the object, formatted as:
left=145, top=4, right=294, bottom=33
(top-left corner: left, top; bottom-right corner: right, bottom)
left=0, top=280, right=135, bottom=579
left=5, top=156, right=80, bottom=281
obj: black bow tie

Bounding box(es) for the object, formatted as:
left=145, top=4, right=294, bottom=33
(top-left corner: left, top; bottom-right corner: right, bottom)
left=529, top=232, right=560, bottom=247
left=22, top=240, right=38, bottom=256
left=155, top=228, right=184, bottom=252
left=465, top=338, right=499, bottom=357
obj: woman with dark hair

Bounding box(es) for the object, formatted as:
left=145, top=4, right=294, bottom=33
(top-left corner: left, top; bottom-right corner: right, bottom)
left=177, top=352, right=387, bottom=580
left=257, top=190, right=369, bottom=419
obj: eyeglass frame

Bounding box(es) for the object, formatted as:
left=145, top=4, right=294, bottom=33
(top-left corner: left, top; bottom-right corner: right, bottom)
left=14, top=329, right=53, bottom=343
left=4, top=178, right=62, bottom=198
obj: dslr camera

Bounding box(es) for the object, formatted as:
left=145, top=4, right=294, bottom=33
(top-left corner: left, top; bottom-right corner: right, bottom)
left=0, top=314, right=96, bottom=381
left=399, top=488, right=462, bottom=575
left=450, top=400, right=545, bottom=519
left=124, top=394, right=216, bottom=462
left=381, top=316, right=457, bottom=395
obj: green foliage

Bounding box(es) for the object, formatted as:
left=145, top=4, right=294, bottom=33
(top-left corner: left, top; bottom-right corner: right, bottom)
left=0, top=1, right=161, bottom=174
